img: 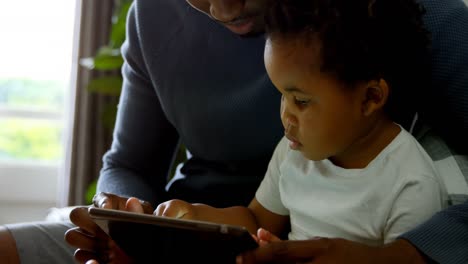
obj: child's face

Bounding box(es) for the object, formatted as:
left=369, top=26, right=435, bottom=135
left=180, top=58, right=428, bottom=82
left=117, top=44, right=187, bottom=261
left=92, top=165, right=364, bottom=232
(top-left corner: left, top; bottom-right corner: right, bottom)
left=264, top=37, right=370, bottom=162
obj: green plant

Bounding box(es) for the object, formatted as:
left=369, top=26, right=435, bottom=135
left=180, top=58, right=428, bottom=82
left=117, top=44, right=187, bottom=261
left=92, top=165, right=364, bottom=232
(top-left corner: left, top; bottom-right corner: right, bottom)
left=0, top=119, right=62, bottom=161
left=82, top=0, right=131, bottom=204
left=0, top=78, right=64, bottom=162
left=80, top=0, right=133, bottom=129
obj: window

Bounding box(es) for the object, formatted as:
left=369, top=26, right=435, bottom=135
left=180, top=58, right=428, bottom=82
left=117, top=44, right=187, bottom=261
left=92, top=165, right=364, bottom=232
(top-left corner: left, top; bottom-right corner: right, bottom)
left=0, top=0, right=76, bottom=223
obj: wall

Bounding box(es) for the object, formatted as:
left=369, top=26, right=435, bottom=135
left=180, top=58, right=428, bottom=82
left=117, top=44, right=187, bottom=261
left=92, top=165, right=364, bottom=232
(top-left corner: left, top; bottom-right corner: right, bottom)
left=0, top=164, right=58, bottom=224
left=0, top=203, right=56, bottom=224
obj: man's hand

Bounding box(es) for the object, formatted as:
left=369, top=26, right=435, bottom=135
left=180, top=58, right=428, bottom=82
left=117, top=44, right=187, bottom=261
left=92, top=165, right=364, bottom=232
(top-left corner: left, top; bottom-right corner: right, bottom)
left=92, top=192, right=154, bottom=214
left=237, top=237, right=428, bottom=264
left=65, top=207, right=133, bottom=264
left=65, top=194, right=154, bottom=264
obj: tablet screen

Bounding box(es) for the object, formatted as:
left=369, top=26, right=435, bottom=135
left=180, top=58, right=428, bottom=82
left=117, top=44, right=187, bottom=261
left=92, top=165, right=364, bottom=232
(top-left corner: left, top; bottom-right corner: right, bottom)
left=88, top=208, right=258, bottom=263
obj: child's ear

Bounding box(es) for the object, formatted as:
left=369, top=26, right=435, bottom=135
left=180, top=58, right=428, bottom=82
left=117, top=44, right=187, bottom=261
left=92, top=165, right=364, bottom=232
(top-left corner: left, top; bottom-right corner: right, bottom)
left=361, top=79, right=389, bottom=116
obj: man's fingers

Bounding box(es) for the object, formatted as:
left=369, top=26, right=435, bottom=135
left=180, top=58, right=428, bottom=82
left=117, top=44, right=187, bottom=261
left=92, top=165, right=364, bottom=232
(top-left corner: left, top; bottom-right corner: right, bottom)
left=93, top=192, right=151, bottom=212
left=65, top=227, right=92, bottom=250
left=65, top=227, right=109, bottom=252
left=93, top=192, right=110, bottom=208
left=69, top=207, right=108, bottom=238
left=74, top=248, right=106, bottom=264
left=93, top=192, right=121, bottom=209
left=138, top=199, right=155, bottom=214
left=240, top=239, right=330, bottom=264
left=239, top=242, right=289, bottom=264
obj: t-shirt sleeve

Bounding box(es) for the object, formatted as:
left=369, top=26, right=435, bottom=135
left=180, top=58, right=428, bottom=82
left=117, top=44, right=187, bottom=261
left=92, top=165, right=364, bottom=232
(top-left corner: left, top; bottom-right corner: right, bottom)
left=255, top=136, right=290, bottom=216
left=384, top=173, right=444, bottom=244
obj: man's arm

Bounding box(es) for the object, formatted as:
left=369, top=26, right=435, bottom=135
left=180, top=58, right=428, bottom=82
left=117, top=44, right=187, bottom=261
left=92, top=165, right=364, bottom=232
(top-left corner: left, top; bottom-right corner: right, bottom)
left=402, top=0, right=468, bottom=261
left=419, top=0, right=468, bottom=150
left=97, top=3, right=179, bottom=204
left=400, top=201, right=468, bottom=263
left=402, top=128, right=468, bottom=263
left=237, top=237, right=428, bottom=264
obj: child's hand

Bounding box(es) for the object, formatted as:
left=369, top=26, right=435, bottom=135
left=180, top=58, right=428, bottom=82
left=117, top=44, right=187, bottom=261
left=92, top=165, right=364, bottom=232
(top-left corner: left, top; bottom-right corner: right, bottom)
left=257, top=228, right=281, bottom=246
left=154, top=199, right=197, bottom=219
left=125, top=197, right=145, bottom=213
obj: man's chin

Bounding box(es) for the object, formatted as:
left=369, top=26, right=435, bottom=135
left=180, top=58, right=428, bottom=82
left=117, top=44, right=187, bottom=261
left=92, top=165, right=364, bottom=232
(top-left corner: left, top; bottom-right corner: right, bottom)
left=234, top=23, right=265, bottom=38
left=223, top=15, right=265, bottom=38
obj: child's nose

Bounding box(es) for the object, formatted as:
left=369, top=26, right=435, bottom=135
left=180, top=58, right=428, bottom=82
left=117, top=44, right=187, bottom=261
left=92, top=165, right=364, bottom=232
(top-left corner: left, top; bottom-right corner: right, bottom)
left=283, top=115, right=298, bottom=135
left=286, top=116, right=298, bottom=127
left=209, top=0, right=245, bottom=23
left=281, top=110, right=297, bottom=128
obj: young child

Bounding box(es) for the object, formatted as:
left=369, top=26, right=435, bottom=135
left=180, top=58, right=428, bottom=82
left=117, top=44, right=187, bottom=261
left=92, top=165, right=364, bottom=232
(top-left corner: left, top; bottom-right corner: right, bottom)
left=155, top=0, right=446, bottom=251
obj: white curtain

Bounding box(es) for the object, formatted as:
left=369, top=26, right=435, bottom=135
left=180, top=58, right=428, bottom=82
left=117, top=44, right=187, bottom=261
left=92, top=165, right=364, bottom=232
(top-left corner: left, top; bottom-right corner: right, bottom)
left=59, top=0, right=116, bottom=207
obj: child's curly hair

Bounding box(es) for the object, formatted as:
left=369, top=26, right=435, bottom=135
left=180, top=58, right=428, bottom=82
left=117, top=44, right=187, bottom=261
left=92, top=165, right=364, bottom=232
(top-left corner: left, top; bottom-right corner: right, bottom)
left=265, top=0, right=431, bottom=124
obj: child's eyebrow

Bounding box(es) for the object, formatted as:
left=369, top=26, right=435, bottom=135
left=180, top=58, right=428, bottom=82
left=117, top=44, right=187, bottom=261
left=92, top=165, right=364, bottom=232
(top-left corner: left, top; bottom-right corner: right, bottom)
left=285, top=86, right=308, bottom=95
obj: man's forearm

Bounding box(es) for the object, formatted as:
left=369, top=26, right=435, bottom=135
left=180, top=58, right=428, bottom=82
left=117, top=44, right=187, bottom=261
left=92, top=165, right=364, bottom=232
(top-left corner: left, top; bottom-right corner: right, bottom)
left=379, top=239, right=428, bottom=264
left=97, top=168, right=163, bottom=205
left=400, top=201, right=468, bottom=264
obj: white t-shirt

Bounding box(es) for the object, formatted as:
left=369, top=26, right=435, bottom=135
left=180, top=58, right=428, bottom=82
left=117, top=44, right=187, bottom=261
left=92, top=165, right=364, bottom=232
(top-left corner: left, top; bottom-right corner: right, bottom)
left=256, top=128, right=447, bottom=246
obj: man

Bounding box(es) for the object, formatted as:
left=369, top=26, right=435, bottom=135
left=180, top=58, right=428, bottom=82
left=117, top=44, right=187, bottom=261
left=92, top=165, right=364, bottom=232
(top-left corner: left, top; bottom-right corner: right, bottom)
left=1, top=0, right=467, bottom=263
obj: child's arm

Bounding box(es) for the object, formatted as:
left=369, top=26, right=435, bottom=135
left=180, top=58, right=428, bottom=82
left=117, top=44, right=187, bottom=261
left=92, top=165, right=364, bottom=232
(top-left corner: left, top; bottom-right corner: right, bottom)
left=154, top=138, right=292, bottom=236
left=155, top=198, right=289, bottom=235
left=248, top=198, right=289, bottom=237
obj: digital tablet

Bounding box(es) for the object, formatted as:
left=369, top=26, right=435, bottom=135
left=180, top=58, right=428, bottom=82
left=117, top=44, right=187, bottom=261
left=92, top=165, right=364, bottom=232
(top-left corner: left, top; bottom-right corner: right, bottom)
left=88, top=207, right=258, bottom=263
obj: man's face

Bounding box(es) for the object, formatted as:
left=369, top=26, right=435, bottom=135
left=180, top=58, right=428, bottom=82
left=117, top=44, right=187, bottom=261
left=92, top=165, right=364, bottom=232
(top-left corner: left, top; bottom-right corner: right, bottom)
left=186, top=0, right=269, bottom=36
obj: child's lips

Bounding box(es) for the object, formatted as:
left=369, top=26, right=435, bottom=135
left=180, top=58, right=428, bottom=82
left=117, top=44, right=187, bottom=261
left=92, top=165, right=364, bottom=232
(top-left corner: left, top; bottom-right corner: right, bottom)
left=285, top=134, right=302, bottom=150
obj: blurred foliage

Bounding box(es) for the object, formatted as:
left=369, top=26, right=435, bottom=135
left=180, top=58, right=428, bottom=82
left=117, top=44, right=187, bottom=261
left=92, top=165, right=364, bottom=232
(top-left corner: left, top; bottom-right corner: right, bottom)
left=85, top=180, right=98, bottom=205
left=0, top=79, right=64, bottom=111
left=83, top=0, right=133, bottom=204
left=80, top=0, right=132, bottom=130
left=0, top=119, right=62, bottom=161
left=0, top=78, right=64, bottom=162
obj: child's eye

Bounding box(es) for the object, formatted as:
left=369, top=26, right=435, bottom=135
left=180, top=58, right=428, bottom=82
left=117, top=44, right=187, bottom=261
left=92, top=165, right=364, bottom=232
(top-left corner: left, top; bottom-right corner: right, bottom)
left=294, top=97, right=310, bottom=106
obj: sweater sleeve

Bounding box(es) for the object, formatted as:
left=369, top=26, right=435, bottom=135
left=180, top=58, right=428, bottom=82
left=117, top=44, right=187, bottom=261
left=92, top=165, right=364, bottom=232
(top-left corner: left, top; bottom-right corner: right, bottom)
left=97, top=3, right=179, bottom=205
left=401, top=201, right=468, bottom=264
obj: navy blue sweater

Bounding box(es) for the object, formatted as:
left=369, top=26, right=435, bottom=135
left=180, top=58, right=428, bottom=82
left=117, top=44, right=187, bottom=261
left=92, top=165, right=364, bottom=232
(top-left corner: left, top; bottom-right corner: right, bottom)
left=97, top=0, right=283, bottom=206
left=401, top=1, right=468, bottom=263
